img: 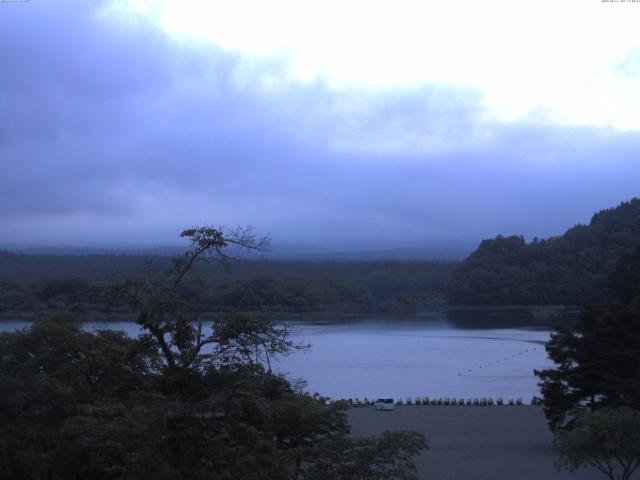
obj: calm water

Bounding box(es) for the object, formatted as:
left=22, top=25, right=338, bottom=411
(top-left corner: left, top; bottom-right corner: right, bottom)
left=0, top=315, right=553, bottom=401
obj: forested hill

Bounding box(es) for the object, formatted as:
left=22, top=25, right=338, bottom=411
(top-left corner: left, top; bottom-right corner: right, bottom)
left=448, top=198, right=640, bottom=306
left=0, top=254, right=456, bottom=319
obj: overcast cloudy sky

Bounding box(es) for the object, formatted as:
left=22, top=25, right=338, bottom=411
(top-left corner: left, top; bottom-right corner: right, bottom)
left=2, top=0, right=640, bottom=254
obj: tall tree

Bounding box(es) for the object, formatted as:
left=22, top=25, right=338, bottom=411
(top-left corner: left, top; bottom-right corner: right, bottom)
left=536, top=247, right=640, bottom=429
left=111, top=226, right=273, bottom=372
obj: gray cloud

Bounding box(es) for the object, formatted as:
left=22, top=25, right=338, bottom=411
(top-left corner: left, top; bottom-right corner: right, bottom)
left=2, top=2, right=639, bottom=253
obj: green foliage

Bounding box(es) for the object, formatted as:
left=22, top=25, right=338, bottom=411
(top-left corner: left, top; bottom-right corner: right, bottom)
left=0, top=227, right=428, bottom=479
left=0, top=317, right=166, bottom=479
left=555, top=407, right=640, bottom=480
left=536, top=247, right=640, bottom=429
left=0, top=314, right=421, bottom=479
left=302, top=430, right=427, bottom=480
left=0, top=260, right=455, bottom=319
left=449, top=198, right=640, bottom=305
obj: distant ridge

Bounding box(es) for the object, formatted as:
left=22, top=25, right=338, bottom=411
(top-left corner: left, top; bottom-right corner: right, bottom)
left=2, top=241, right=474, bottom=261
left=0, top=246, right=186, bottom=256
left=448, top=198, right=640, bottom=306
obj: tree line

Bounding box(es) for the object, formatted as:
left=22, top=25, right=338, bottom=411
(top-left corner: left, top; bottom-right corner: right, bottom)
left=448, top=198, right=640, bottom=306
left=0, top=256, right=455, bottom=319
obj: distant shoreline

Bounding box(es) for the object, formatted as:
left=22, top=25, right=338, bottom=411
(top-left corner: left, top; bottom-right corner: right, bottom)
left=0, top=304, right=582, bottom=325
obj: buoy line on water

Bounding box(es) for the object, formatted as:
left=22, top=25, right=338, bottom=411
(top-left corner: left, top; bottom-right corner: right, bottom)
left=456, top=346, right=538, bottom=377
left=308, top=344, right=545, bottom=409
left=317, top=396, right=542, bottom=407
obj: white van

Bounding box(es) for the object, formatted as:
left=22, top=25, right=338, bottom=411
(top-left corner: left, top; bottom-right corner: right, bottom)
left=374, top=398, right=395, bottom=411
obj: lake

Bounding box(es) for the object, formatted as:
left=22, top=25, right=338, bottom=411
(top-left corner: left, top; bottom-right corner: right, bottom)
left=0, top=314, right=554, bottom=401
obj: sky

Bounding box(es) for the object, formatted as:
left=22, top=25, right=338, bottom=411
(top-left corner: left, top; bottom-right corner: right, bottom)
left=1, top=0, right=640, bottom=256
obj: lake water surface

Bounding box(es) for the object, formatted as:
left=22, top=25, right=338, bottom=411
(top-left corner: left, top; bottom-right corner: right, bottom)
left=1, top=314, right=554, bottom=401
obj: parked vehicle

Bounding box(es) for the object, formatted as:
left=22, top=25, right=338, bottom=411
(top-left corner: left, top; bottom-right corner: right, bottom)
left=374, top=398, right=395, bottom=411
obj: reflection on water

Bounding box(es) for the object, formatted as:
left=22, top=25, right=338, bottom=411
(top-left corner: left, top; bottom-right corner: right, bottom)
left=446, top=306, right=580, bottom=329
left=0, top=312, right=557, bottom=401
